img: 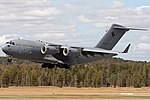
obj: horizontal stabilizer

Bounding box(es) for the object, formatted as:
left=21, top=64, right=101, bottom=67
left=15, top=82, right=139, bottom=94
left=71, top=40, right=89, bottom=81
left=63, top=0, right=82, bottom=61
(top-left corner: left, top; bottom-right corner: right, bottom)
left=113, top=26, right=148, bottom=31
left=122, top=44, right=131, bottom=53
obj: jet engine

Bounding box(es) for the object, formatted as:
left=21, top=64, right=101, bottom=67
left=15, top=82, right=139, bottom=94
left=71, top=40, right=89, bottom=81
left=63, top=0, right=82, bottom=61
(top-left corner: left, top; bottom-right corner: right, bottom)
left=62, top=47, right=80, bottom=56
left=41, top=45, right=59, bottom=54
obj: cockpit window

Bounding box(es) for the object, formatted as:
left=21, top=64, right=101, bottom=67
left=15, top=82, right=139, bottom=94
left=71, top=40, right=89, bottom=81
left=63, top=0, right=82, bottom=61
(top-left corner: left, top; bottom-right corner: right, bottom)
left=6, top=41, right=15, bottom=45
left=11, top=42, right=15, bottom=45
left=6, top=42, right=10, bottom=44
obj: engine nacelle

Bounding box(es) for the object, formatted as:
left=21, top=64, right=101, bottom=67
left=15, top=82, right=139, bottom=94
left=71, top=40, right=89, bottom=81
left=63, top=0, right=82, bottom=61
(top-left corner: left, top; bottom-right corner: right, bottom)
left=41, top=45, right=59, bottom=54
left=63, top=47, right=80, bottom=57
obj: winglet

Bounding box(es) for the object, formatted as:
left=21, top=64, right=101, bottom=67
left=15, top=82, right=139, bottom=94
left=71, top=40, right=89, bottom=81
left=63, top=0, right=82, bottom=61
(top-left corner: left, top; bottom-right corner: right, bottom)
left=122, top=44, right=131, bottom=53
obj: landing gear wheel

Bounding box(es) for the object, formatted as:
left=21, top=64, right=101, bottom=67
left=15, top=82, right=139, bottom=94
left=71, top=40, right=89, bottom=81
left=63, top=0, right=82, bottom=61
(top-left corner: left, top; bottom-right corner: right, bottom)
left=42, top=63, right=55, bottom=69
left=48, top=64, right=55, bottom=69
left=64, top=64, right=71, bottom=69
left=56, top=64, right=71, bottom=69
left=7, top=58, right=12, bottom=62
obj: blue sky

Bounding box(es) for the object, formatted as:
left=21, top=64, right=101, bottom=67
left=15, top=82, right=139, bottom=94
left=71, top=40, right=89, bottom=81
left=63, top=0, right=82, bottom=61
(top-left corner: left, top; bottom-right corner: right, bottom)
left=0, top=0, right=150, bottom=61
left=124, top=0, right=150, bottom=7
left=51, top=0, right=150, bottom=6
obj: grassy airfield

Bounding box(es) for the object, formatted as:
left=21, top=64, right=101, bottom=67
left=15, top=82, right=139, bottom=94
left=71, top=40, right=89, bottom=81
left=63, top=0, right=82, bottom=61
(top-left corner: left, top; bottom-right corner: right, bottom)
left=0, top=87, right=150, bottom=100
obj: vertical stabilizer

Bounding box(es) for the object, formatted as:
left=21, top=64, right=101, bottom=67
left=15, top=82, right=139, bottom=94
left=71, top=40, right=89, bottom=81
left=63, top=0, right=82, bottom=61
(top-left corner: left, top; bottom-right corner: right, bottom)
left=95, top=24, right=129, bottom=50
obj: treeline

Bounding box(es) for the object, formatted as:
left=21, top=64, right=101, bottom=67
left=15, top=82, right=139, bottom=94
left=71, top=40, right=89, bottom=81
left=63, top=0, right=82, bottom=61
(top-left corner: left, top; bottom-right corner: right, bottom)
left=0, top=58, right=150, bottom=88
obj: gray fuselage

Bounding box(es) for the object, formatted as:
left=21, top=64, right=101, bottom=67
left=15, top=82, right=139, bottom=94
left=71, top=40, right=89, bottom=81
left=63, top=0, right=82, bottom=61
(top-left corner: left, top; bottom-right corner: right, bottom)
left=2, top=39, right=114, bottom=65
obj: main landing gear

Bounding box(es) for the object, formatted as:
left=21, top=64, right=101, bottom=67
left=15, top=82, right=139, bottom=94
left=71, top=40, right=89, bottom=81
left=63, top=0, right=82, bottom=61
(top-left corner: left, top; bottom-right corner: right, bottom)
left=41, top=63, right=71, bottom=69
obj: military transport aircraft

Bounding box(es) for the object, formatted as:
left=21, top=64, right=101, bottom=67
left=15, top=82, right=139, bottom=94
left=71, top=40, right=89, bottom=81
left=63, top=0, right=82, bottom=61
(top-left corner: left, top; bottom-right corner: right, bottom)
left=2, top=24, right=147, bottom=69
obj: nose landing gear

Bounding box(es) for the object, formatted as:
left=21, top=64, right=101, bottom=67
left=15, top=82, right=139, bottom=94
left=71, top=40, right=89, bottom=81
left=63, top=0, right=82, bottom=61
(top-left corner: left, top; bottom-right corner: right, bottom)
left=6, top=55, right=12, bottom=63
left=7, top=58, right=12, bottom=62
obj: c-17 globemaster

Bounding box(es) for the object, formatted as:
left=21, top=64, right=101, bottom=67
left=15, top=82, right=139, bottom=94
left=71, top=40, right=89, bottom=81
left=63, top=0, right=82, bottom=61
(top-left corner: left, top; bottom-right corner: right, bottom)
left=2, top=24, right=147, bottom=69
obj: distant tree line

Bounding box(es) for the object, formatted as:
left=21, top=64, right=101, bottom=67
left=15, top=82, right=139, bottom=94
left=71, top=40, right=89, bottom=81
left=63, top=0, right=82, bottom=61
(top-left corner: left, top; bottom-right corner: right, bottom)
left=0, top=57, right=150, bottom=88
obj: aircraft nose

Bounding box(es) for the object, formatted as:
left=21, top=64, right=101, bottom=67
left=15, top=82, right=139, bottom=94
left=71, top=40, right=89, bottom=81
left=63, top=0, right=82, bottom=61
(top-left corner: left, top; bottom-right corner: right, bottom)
left=2, top=45, right=9, bottom=54
left=2, top=45, right=6, bottom=52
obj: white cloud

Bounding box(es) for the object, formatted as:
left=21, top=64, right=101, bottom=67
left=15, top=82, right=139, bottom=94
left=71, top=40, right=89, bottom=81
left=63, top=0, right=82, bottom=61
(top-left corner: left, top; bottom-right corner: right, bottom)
left=26, top=0, right=48, bottom=4
left=23, top=7, right=61, bottom=17
left=78, top=15, right=93, bottom=23
left=137, top=6, right=150, bottom=14
left=104, top=16, right=118, bottom=20
left=139, top=36, right=150, bottom=42
left=112, top=0, right=125, bottom=8
left=76, top=1, right=150, bottom=28
left=32, top=33, right=66, bottom=40
left=136, top=43, right=150, bottom=51
left=0, top=0, right=149, bottom=34
left=0, top=0, right=76, bottom=34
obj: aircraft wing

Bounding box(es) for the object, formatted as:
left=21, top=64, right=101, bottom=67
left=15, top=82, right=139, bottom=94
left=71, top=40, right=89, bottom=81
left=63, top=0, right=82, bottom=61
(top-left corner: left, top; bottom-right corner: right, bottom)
left=48, top=43, right=130, bottom=57
left=60, top=46, right=118, bottom=56
left=83, top=43, right=130, bottom=55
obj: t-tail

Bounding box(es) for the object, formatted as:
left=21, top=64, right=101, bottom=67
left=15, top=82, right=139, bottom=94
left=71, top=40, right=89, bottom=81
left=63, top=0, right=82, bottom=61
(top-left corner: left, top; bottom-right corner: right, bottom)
left=95, top=24, right=148, bottom=50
